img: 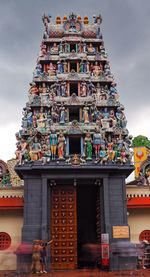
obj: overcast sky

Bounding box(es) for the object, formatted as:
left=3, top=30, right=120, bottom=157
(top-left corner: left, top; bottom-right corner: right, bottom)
left=0, top=0, right=150, bottom=167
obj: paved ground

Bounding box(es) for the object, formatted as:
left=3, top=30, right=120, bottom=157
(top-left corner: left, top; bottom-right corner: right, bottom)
left=0, top=269, right=150, bottom=277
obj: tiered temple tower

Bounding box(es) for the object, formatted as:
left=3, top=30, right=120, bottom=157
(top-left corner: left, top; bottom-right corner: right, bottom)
left=15, top=13, right=135, bottom=271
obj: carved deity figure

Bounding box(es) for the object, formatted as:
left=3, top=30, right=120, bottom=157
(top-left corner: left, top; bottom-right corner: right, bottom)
left=59, top=105, right=66, bottom=124
left=37, top=108, right=47, bottom=130
left=80, top=82, right=87, bottom=97
left=84, top=132, right=92, bottom=160
left=116, top=107, right=127, bottom=128
left=40, top=83, right=50, bottom=105
left=87, top=81, right=95, bottom=96
left=58, top=132, right=66, bottom=159
left=77, top=42, right=83, bottom=53
left=108, top=82, right=119, bottom=100
left=49, top=130, right=57, bottom=160
left=92, top=61, right=103, bottom=77
left=28, top=82, right=39, bottom=104
left=48, top=62, right=56, bottom=76
left=39, top=42, right=47, bottom=58
left=34, top=63, right=43, bottom=78
left=15, top=138, right=28, bottom=165
left=106, top=139, right=115, bottom=162
left=83, top=106, right=89, bottom=124
left=99, top=145, right=109, bottom=164
left=87, top=43, right=95, bottom=54
left=29, top=137, right=42, bottom=161
left=57, top=60, right=63, bottom=73
left=60, top=81, right=67, bottom=97
left=93, top=128, right=102, bottom=159
left=63, top=60, right=68, bottom=73
left=51, top=42, right=59, bottom=54
left=51, top=103, right=59, bottom=123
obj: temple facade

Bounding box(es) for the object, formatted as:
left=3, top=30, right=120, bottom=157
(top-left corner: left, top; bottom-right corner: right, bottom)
left=12, top=13, right=135, bottom=271
left=0, top=159, right=23, bottom=270
left=127, top=135, right=150, bottom=245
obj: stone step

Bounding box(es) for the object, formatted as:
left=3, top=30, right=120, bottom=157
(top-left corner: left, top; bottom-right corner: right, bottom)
left=0, top=269, right=150, bottom=277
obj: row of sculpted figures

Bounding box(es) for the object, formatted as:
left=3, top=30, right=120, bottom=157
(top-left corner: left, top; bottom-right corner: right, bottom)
left=15, top=127, right=132, bottom=165
left=33, top=60, right=113, bottom=80
left=21, top=104, right=127, bottom=133
left=39, top=41, right=107, bottom=58
left=42, top=13, right=102, bottom=39
left=28, top=81, right=119, bottom=105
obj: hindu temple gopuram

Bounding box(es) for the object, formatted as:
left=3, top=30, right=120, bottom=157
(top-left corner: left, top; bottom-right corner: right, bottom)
left=15, top=13, right=136, bottom=271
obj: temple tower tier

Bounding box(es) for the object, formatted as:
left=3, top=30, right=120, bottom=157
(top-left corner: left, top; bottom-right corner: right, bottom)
left=15, top=13, right=136, bottom=272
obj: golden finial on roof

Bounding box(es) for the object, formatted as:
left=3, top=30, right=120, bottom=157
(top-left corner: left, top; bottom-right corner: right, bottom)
left=84, top=16, right=89, bottom=24
left=77, top=15, right=82, bottom=22
left=56, top=15, right=61, bottom=24
left=63, top=15, right=67, bottom=22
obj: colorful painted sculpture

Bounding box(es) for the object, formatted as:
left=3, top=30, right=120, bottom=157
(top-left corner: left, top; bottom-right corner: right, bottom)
left=93, top=128, right=102, bottom=159
left=49, top=130, right=57, bottom=160
left=58, top=131, right=66, bottom=159
left=84, top=132, right=92, bottom=160
left=15, top=13, right=133, bottom=167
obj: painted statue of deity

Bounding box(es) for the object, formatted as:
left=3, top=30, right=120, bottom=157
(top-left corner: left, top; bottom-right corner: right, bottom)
left=59, top=42, right=63, bottom=53
left=108, top=83, right=119, bottom=100
left=60, top=81, right=67, bottom=97
left=64, top=41, right=70, bottom=53
left=63, top=60, right=68, bottom=73
left=104, top=61, right=112, bottom=79
left=21, top=108, right=30, bottom=131
left=39, top=42, right=47, bottom=58
left=57, top=60, right=64, bottom=74
left=77, top=42, right=83, bottom=53
left=87, top=81, right=95, bottom=96
left=87, top=43, right=95, bottom=54
left=99, top=145, right=109, bottom=165
left=51, top=103, right=59, bottom=123
left=116, top=107, right=127, bottom=129
left=53, top=82, right=61, bottom=96
left=84, top=132, right=92, bottom=160
left=92, top=61, right=103, bottom=77
left=48, top=62, right=56, bottom=77
left=100, top=85, right=108, bottom=101
left=34, top=63, right=43, bottom=78
left=106, top=138, right=115, bottom=163
left=58, top=131, right=66, bottom=159
left=80, top=81, right=87, bottom=97
left=40, top=83, right=50, bottom=106
left=50, top=42, right=59, bottom=54
left=59, top=105, right=66, bottom=124
left=83, top=42, right=87, bottom=53
left=37, top=107, right=47, bottom=131
left=109, top=109, right=117, bottom=128
left=15, top=138, right=28, bottom=165
left=28, top=82, right=39, bottom=104
left=29, top=136, right=42, bottom=161
left=49, top=130, right=57, bottom=160
left=83, top=106, right=89, bottom=124
left=79, top=60, right=84, bottom=73
left=93, top=128, right=102, bottom=159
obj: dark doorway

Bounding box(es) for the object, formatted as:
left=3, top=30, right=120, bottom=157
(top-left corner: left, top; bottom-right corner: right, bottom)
left=70, top=62, right=77, bottom=72
left=69, top=137, right=81, bottom=155
left=70, top=44, right=76, bottom=52
left=69, top=107, right=80, bottom=122
left=70, top=83, right=78, bottom=96
left=77, top=184, right=98, bottom=268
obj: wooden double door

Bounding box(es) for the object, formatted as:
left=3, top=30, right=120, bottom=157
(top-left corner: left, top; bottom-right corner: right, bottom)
left=50, top=185, right=77, bottom=269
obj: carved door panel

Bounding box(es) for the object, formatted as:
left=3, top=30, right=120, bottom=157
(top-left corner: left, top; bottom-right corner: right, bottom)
left=50, top=185, right=77, bottom=269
